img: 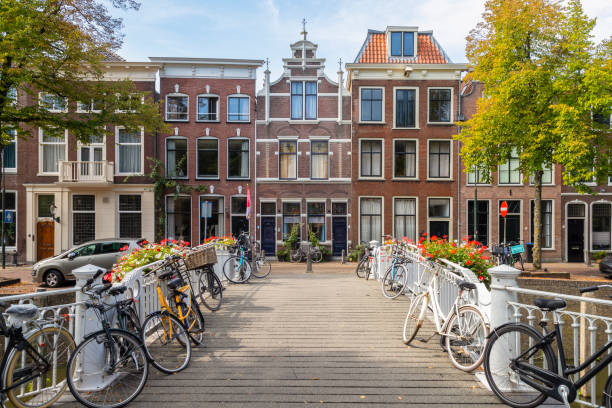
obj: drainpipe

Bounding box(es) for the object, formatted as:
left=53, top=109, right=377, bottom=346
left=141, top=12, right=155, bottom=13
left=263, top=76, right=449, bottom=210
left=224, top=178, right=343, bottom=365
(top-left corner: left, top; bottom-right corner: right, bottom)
left=456, top=76, right=463, bottom=241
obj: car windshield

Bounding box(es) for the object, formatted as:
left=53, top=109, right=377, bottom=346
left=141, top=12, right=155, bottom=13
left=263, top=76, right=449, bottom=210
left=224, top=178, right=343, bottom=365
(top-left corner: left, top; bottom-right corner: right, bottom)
left=71, top=244, right=96, bottom=257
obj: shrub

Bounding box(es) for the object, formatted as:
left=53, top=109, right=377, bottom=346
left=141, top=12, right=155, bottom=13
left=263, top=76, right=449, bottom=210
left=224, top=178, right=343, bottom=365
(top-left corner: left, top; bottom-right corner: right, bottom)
left=348, top=244, right=365, bottom=262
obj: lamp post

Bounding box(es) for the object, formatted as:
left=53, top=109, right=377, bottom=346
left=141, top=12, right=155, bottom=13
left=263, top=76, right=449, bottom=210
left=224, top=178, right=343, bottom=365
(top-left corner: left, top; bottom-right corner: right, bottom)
left=1, top=144, right=5, bottom=269
left=473, top=166, right=479, bottom=242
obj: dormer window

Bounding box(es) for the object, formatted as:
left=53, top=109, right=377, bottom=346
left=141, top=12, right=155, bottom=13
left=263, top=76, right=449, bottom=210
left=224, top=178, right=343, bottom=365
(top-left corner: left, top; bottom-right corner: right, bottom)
left=390, top=31, right=415, bottom=57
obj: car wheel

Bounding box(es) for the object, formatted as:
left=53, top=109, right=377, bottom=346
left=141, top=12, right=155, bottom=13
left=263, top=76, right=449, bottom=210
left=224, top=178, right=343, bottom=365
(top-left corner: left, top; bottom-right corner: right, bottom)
left=44, top=270, right=64, bottom=288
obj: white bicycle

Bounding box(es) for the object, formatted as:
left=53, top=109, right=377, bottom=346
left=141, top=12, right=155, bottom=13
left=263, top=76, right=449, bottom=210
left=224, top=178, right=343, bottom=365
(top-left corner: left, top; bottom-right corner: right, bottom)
left=402, top=262, right=489, bottom=372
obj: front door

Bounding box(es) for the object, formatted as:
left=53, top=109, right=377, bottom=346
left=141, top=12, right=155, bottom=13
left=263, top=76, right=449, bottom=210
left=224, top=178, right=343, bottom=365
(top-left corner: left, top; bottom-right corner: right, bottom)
left=567, top=219, right=584, bottom=262
left=332, top=217, right=347, bottom=257
left=261, top=217, right=276, bottom=256
left=36, top=221, right=54, bottom=261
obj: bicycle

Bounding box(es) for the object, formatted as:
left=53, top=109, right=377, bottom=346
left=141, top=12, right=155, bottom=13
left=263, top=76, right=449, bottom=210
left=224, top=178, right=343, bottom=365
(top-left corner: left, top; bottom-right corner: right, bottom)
left=223, top=244, right=253, bottom=283
left=381, top=244, right=410, bottom=299
left=355, top=241, right=373, bottom=279
left=403, top=261, right=489, bottom=372
left=289, top=243, right=323, bottom=263
left=0, top=301, right=75, bottom=408
left=66, top=276, right=149, bottom=408
left=195, top=264, right=223, bottom=311
left=483, top=284, right=612, bottom=408
left=492, top=241, right=525, bottom=271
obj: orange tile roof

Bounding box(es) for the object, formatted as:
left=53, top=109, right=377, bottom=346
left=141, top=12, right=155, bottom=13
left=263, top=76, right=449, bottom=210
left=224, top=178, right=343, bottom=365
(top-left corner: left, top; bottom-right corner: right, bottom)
left=356, top=31, right=449, bottom=64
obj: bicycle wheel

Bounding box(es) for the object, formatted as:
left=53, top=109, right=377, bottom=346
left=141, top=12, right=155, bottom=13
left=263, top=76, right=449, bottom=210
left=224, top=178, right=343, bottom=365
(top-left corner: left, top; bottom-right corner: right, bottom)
left=4, top=326, right=75, bottom=408
left=141, top=311, right=191, bottom=374
left=483, top=323, right=556, bottom=408
left=403, top=293, right=428, bottom=345
left=198, top=270, right=223, bottom=310
left=178, top=300, right=205, bottom=346
left=223, top=256, right=252, bottom=283
left=514, top=254, right=524, bottom=271
left=381, top=263, right=408, bottom=299
left=445, top=305, right=489, bottom=372
left=251, top=255, right=272, bottom=279
left=355, top=256, right=368, bottom=278
left=603, top=375, right=612, bottom=408
left=311, top=249, right=323, bottom=263
left=67, top=329, right=148, bottom=408
left=252, top=241, right=261, bottom=256
left=289, top=250, right=302, bottom=263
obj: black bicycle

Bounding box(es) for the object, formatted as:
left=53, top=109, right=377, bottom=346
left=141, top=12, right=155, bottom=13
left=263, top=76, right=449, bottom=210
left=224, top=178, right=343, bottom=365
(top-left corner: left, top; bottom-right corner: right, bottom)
left=355, top=241, right=373, bottom=279
left=483, top=284, right=612, bottom=408
left=491, top=241, right=524, bottom=271
left=0, top=302, right=75, bottom=408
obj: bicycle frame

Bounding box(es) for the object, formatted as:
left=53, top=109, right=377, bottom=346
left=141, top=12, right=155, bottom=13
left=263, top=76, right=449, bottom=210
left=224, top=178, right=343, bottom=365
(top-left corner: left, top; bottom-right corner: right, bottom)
left=421, top=270, right=461, bottom=336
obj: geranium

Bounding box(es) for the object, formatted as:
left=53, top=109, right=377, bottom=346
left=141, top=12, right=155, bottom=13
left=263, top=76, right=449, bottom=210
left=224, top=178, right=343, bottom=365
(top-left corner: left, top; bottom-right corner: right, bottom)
left=109, top=240, right=189, bottom=283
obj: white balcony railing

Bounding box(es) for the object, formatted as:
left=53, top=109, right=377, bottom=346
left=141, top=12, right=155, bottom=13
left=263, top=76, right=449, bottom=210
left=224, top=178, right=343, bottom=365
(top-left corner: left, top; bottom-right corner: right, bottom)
left=59, top=161, right=114, bottom=182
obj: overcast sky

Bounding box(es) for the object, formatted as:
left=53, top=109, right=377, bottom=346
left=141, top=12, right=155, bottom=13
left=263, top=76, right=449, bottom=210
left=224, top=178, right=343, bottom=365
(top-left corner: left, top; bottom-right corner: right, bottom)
left=115, top=0, right=611, bottom=87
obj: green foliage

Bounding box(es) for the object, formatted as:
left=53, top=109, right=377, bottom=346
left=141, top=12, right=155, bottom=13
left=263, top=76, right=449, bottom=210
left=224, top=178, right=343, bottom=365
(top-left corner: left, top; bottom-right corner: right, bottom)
left=308, top=229, right=319, bottom=248
left=276, top=245, right=290, bottom=262
left=284, top=224, right=300, bottom=251
left=348, top=244, right=365, bottom=262
left=592, top=251, right=608, bottom=261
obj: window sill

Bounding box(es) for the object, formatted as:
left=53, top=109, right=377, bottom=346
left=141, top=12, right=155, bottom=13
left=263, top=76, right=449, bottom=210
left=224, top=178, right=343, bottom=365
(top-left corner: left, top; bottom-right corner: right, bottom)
left=227, top=177, right=250, bottom=181
left=115, top=173, right=144, bottom=177
left=196, top=176, right=220, bottom=180
left=37, top=173, right=59, bottom=177
left=426, top=177, right=453, bottom=181
left=196, top=119, right=220, bottom=123
left=498, top=183, right=524, bottom=186
left=288, top=120, right=319, bottom=124
left=167, top=176, right=189, bottom=180
left=278, top=178, right=298, bottom=181
left=3, top=169, right=17, bottom=174
left=392, top=127, right=420, bottom=130
left=466, top=183, right=492, bottom=186
left=76, top=110, right=102, bottom=114
left=165, top=119, right=189, bottom=122
left=392, top=177, right=419, bottom=181
left=358, top=177, right=384, bottom=181
left=358, top=121, right=386, bottom=125
left=427, top=121, right=453, bottom=126
left=528, top=184, right=555, bottom=187
left=226, top=120, right=251, bottom=124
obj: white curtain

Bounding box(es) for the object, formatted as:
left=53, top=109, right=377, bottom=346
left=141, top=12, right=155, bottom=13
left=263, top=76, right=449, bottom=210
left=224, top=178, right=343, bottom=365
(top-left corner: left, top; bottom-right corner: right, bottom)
left=118, top=130, right=141, bottom=173
left=311, top=142, right=328, bottom=179
left=280, top=142, right=297, bottom=179
left=239, top=141, right=249, bottom=177
left=395, top=199, right=416, bottom=240
left=360, top=198, right=382, bottom=242
left=42, top=132, right=65, bottom=173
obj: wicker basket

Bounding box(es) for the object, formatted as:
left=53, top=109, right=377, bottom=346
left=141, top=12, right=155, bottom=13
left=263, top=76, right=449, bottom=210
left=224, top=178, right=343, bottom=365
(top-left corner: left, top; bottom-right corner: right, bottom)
left=184, top=245, right=217, bottom=269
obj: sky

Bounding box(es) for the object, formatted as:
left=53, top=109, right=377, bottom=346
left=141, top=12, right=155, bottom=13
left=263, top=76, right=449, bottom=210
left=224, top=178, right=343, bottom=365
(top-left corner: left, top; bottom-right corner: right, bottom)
left=114, top=0, right=611, bottom=87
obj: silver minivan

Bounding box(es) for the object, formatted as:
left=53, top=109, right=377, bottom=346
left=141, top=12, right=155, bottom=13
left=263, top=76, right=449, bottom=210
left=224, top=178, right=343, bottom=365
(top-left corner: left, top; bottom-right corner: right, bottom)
left=32, top=238, right=145, bottom=287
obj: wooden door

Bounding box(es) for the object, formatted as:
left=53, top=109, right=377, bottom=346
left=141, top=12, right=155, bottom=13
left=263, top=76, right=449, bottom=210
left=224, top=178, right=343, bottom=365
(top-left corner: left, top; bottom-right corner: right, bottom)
left=37, top=221, right=55, bottom=261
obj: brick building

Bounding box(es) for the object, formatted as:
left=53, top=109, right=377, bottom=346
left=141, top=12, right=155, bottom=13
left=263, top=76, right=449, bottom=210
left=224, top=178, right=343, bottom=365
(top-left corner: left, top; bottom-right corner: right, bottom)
left=346, top=27, right=468, bottom=245
left=255, top=28, right=352, bottom=256
left=151, top=57, right=263, bottom=246
left=18, top=62, right=159, bottom=263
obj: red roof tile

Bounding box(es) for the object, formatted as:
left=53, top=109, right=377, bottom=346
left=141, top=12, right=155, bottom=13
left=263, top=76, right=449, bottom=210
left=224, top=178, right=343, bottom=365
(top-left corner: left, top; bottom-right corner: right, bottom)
left=357, top=32, right=448, bottom=64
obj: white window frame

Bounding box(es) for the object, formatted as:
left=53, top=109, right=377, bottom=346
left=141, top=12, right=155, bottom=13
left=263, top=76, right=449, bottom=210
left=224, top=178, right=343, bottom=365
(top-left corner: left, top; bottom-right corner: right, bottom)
left=529, top=164, right=555, bottom=186
left=115, top=93, right=143, bottom=114
left=387, top=30, right=418, bottom=58
left=115, top=126, right=144, bottom=176
left=309, top=139, right=329, bottom=180
left=498, top=149, right=522, bottom=185
left=358, top=196, right=384, bottom=244
left=278, top=139, right=298, bottom=180
left=77, top=133, right=106, bottom=163
left=165, top=136, right=189, bottom=179
left=38, top=128, right=68, bottom=175
left=3, top=128, right=17, bottom=174
left=71, top=194, right=96, bottom=246
left=281, top=200, right=302, bottom=241
left=498, top=199, right=523, bottom=243
left=359, top=138, right=384, bottom=180
left=230, top=195, right=248, bottom=236
left=227, top=94, right=250, bottom=122
left=427, top=139, right=453, bottom=180
left=196, top=94, right=220, bottom=122
left=530, top=199, right=555, bottom=250
left=199, top=194, right=225, bottom=241
left=38, top=92, right=67, bottom=113
left=427, top=87, right=454, bottom=124
left=466, top=199, right=491, bottom=245
left=306, top=201, right=326, bottom=241
left=290, top=81, right=318, bottom=121
left=392, top=196, right=418, bottom=241
left=427, top=197, right=453, bottom=240
left=392, top=138, right=418, bottom=180
left=117, top=194, right=142, bottom=239
left=76, top=99, right=102, bottom=114
left=393, top=86, right=419, bottom=129
left=359, top=87, right=385, bottom=124
left=564, top=200, right=588, bottom=261
left=196, top=137, right=219, bottom=180
left=165, top=194, right=192, bottom=243
left=590, top=200, right=612, bottom=252
left=227, top=137, right=250, bottom=180
left=165, top=93, right=189, bottom=122
left=466, top=167, right=491, bottom=186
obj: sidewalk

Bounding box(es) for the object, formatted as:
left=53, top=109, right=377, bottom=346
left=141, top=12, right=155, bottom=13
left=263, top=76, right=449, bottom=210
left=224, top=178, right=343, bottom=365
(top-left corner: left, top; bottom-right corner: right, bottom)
left=522, top=262, right=606, bottom=281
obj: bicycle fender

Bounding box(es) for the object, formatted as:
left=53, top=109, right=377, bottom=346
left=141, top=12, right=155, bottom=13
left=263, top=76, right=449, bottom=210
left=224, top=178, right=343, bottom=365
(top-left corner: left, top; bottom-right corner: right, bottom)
left=487, top=321, right=533, bottom=339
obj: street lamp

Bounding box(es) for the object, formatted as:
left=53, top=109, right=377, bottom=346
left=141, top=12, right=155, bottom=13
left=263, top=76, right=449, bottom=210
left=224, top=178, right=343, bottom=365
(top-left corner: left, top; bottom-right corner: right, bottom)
left=49, top=204, right=60, bottom=224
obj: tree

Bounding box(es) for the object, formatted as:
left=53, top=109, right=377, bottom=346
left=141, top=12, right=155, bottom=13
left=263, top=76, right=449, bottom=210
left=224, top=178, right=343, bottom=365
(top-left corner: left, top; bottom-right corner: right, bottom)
left=457, top=0, right=611, bottom=269
left=0, top=0, right=164, bottom=146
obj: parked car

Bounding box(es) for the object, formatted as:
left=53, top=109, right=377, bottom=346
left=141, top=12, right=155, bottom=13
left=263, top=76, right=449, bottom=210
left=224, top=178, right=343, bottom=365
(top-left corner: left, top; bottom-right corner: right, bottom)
left=601, top=255, right=612, bottom=276
left=32, top=238, right=146, bottom=287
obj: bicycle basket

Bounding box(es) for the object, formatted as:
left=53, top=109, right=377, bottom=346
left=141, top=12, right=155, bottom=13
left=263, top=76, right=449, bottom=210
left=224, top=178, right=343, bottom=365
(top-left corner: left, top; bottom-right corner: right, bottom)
left=184, top=244, right=217, bottom=269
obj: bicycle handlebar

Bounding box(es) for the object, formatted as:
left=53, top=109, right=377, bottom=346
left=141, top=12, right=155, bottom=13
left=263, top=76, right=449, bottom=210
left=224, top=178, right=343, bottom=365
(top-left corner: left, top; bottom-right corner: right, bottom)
left=580, top=284, right=612, bottom=294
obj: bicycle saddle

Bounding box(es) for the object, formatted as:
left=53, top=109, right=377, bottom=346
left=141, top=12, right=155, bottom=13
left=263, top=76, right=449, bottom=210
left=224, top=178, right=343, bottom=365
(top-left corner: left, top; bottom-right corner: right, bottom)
left=5, top=303, right=38, bottom=319
left=108, top=285, right=128, bottom=296
left=167, top=277, right=186, bottom=290
left=457, top=280, right=477, bottom=291
left=534, top=298, right=566, bottom=311
left=158, top=270, right=174, bottom=280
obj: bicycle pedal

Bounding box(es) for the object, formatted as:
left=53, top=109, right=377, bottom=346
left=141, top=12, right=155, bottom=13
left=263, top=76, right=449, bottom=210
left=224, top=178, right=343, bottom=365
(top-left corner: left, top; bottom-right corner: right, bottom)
left=416, top=337, right=429, bottom=343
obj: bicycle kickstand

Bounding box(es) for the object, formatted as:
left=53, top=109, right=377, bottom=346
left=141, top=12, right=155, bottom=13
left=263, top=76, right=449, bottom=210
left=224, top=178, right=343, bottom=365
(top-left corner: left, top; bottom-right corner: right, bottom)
left=417, top=331, right=438, bottom=344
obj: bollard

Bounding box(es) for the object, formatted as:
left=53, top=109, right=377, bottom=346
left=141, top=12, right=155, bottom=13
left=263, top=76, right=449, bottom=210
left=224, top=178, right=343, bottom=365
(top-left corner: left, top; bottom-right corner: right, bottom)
left=341, top=249, right=345, bottom=264
left=306, top=243, right=312, bottom=273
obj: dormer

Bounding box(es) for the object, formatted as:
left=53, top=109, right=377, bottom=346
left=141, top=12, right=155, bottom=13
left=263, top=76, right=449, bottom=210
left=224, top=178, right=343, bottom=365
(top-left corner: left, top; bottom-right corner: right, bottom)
left=386, top=26, right=418, bottom=59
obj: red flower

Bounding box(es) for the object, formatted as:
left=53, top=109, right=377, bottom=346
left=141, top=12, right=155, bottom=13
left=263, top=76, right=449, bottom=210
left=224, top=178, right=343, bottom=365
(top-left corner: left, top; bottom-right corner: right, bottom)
left=478, top=275, right=484, bottom=281
left=450, top=249, right=457, bottom=254
left=185, top=241, right=190, bottom=246
left=171, top=239, right=178, bottom=244
left=442, top=235, right=448, bottom=239
left=422, top=232, right=427, bottom=237
left=431, top=235, right=438, bottom=241
left=465, top=260, right=473, bottom=266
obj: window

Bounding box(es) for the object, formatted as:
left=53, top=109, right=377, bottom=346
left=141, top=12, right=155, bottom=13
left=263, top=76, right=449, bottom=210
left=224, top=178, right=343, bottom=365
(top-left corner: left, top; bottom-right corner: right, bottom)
left=116, top=128, right=142, bottom=174
left=332, top=202, right=347, bottom=215
left=499, top=200, right=521, bottom=244
left=77, top=99, right=103, bottom=113
left=1, top=192, right=16, bottom=247
left=530, top=200, right=553, bottom=249
left=116, top=93, right=142, bottom=113
left=282, top=202, right=301, bottom=240
left=307, top=202, right=325, bottom=241
left=200, top=197, right=224, bottom=241
left=39, top=93, right=66, bottom=112
left=3, top=128, right=16, bottom=171
left=594, top=110, right=611, bottom=128
left=228, top=96, right=249, bottom=122
left=428, top=88, right=452, bottom=123
left=166, top=196, right=191, bottom=242
left=499, top=149, right=521, bottom=184
left=394, top=198, right=416, bottom=241
left=467, top=168, right=490, bottom=185
left=228, top=139, right=249, bottom=179
left=428, top=198, right=451, bottom=238
left=310, top=141, right=328, bottom=179
left=360, top=140, right=382, bottom=177
left=197, top=95, right=218, bottom=121
left=166, top=95, right=188, bottom=121
left=394, top=140, right=416, bottom=178
left=395, top=89, right=416, bottom=128
left=231, top=197, right=248, bottom=237
left=40, top=129, right=66, bottom=174
left=429, top=140, right=451, bottom=178
left=390, top=31, right=415, bottom=57
left=72, top=244, right=96, bottom=258
left=529, top=165, right=553, bottom=185
left=360, top=198, right=382, bottom=243
left=467, top=200, right=489, bottom=245
left=261, top=202, right=276, bottom=215
left=197, top=139, right=218, bottom=178
left=592, top=203, right=611, bottom=250
left=98, top=242, right=128, bottom=254
left=291, top=82, right=317, bottom=120
left=38, top=195, right=54, bottom=218
left=78, top=134, right=104, bottom=165
left=73, top=195, right=95, bottom=245
left=166, top=138, right=188, bottom=178
left=7, top=87, right=16, bottom=104
left=360, top=88, right=383, bottom=122
left=279, top=140, right=297, bottom=180
left=119, top=195, right=142, bottom=238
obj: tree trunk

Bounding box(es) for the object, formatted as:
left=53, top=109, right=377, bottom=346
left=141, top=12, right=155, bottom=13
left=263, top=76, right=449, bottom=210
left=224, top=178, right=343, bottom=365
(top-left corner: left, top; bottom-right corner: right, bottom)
left=533, top=170, right=543, bottom=270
